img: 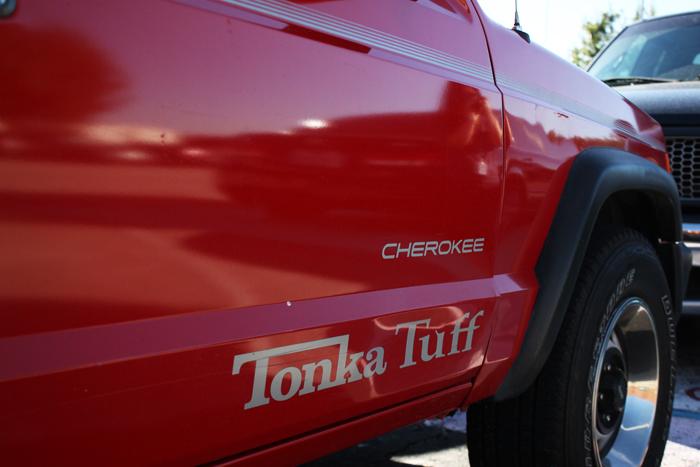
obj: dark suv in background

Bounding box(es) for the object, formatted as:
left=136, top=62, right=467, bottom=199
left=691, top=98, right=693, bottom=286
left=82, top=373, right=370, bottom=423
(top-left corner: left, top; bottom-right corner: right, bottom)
left=590, top=11, right=700, bottom=313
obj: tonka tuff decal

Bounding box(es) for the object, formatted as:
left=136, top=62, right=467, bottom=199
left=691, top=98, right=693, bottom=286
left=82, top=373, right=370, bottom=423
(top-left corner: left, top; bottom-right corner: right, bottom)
left=232, top=311, right=484, bottom=409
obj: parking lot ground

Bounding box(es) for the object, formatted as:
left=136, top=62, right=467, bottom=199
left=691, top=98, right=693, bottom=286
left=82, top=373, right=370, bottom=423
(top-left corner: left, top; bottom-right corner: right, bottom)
left=307, top=316, right=700, bottom=466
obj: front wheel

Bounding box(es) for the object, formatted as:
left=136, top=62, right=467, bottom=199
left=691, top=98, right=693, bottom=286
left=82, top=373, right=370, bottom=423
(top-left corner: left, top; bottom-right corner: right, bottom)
left=467, top=228, right=677, bottom=466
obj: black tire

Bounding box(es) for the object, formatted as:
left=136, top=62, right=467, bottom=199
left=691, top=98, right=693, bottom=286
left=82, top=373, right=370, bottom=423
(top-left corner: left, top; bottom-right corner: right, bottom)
left=467, top=228, right=677, bottom=466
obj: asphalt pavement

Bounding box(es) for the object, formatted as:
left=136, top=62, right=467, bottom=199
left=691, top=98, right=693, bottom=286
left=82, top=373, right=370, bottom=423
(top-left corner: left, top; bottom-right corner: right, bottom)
left=308, top=316, right=700, bottom=466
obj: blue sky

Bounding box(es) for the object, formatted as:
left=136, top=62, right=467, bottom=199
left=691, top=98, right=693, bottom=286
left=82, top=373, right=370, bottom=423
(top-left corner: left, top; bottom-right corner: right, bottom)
left=479, top=0, right=700, bottom=61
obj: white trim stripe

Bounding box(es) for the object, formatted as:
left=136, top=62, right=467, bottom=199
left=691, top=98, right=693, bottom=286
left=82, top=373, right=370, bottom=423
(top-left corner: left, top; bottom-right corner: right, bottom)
left=496, top=72, right=652, bottom=146
left=221, top=0, right=494, bottom=83
left=208, top=1, right=653, bottom=148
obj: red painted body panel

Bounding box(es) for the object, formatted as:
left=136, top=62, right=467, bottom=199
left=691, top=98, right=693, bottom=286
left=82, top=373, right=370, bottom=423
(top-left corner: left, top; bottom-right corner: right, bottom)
left=465, top=4, right=667, bottom=402
left=0, top=0, right=666, bottom=464
left=223, top=382, right=473, bottom=467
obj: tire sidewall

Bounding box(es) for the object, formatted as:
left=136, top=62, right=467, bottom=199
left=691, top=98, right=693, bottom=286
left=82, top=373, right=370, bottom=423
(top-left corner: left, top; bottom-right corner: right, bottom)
left=566, top=240, right=676, bottom=466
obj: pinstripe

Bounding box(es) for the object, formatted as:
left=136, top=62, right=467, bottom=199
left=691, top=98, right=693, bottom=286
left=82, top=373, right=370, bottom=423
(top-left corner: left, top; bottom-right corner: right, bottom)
left=221, top=0, right=493, bottom=82
left=497, top=72, right=651, bottom=145
left=221, top=0, right=651, bottom=147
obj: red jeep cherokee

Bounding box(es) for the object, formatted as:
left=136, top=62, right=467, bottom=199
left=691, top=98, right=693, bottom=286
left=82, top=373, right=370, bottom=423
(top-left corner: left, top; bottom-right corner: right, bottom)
left=0, top=1, right=690, bottom=466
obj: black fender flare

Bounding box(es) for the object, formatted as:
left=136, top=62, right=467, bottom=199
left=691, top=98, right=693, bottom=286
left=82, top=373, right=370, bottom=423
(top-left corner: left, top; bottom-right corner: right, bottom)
left=495, top=147, right=691, bottom=401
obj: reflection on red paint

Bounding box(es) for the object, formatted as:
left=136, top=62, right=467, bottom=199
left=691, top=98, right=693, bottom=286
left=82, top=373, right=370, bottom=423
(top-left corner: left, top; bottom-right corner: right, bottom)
left=0, top=0, right=667, bottom=465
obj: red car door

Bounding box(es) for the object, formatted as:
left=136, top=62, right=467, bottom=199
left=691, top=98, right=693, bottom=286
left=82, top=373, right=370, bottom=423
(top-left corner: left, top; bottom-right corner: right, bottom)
left=0, top=0, right=510, bottom=464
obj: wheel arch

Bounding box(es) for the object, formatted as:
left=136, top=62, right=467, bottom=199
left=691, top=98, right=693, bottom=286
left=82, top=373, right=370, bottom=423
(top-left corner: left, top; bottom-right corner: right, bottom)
left=495, top=147, right=691, bottom=401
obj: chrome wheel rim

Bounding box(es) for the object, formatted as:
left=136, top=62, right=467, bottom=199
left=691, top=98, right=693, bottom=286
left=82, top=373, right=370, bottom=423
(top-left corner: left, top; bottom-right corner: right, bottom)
left=592, top=297, right=659, bottom=467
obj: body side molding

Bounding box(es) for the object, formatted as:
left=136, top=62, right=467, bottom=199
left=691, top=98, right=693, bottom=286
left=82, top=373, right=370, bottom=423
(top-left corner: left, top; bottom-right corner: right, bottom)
left=495, top=147, right=691, bottom=401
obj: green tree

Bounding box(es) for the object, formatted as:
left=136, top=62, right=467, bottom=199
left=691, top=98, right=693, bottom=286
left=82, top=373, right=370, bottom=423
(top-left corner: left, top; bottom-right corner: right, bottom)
left=571, top=12, right=620, bottom=68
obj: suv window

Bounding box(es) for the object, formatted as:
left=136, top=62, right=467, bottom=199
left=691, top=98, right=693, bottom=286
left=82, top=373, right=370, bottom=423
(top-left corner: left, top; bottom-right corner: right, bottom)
left=589, top=12, right=700, bottom=82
